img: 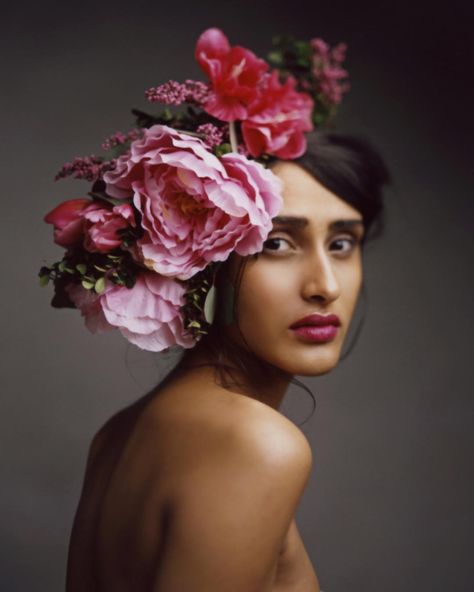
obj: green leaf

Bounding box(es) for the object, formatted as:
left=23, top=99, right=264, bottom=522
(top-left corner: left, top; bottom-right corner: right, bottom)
left=295, top=40, right=311, bottom=55
left=214, top=143, right=232, bottom=157
left=81, top=280, right=95, bottom=290
left=39, top=275, right=50, bottom=287
left=94, top=277, right=106, bottom=294
left=267, top=50, right=283, bottom=64
left=58, top=261, right=66, bottom=273
left=162, top=108, right=173, bottom=121
left=203, top=284, right=217, bottom=324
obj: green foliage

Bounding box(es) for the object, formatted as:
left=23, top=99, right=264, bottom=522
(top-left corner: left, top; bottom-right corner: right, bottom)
left=39, top=273, right=50, bottom=287
left=214, top=143, right=232, bottom=157
left=38, top=246, right=141, bottom=308
left=181, top=263, right=222, bottom=339
left=268, top=35, right=312, bottom=79
left=94, top=277, right=106, bottom=293
left=203, top=284, right=217, bottom=324
left=267, top=34, right=343, bottom=128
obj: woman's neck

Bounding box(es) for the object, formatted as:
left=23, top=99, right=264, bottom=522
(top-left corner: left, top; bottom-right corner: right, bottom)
left=176, top=338, right=292, bottom=411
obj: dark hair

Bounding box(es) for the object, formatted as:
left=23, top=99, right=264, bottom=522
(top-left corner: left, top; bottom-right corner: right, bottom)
left=295, top=130, right=390, bottom=241
left=174, top=130, right=390, bottom=420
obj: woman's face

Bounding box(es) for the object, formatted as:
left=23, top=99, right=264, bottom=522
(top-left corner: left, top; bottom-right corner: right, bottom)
left=224, top=161, right=365, bottom=376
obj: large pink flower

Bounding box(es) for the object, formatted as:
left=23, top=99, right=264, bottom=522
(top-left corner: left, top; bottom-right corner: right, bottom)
left=103, top=125, right=283, bottom=280
left=66, top=272, right=195, bottom=351
left=242, top=71, right=314, bottom=159
left=195, top=28, right=269, bottom=121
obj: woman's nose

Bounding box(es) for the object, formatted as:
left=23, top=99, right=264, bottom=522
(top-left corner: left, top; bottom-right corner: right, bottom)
left=301, top=249, right=340, bottom=303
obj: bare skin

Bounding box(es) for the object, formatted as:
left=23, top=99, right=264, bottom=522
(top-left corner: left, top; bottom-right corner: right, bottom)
left=66, top=364, right=319, bottom=591
left=67, top=162, right=364, bottom=590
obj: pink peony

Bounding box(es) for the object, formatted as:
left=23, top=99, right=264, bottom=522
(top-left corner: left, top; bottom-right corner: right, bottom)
left=103, top=125, right=283, bottom=280
left=65, top=283, right=113, bottom=334
left=44, top=198, right=102, bottom=247
left=242, top=71, right=314, bottom=159
left=83, top=202, right=136, bottom=253
left=195, top=28, right=269, bottom=121
left=66, top=272, right=195, bottom=351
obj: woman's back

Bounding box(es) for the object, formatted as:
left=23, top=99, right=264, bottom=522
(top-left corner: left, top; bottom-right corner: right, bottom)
left=66, top=368, right=320, bottom=591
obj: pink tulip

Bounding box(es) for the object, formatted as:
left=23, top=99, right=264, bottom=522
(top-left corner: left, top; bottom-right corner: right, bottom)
left=44, top=198, right=99, bottom=247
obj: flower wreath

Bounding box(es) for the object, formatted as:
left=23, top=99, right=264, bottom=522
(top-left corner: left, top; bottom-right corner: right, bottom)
left=39, top=29, right=349, bottom=352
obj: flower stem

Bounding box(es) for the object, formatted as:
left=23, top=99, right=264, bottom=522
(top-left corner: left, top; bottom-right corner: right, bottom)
left=229, top=121, right=238, bottom=153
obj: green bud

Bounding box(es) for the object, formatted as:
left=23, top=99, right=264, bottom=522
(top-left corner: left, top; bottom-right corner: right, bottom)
left=94, top=277, right=106, bottom=294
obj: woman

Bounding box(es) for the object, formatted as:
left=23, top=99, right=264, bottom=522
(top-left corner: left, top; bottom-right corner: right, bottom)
left=64, top=130, right=389, bottom=591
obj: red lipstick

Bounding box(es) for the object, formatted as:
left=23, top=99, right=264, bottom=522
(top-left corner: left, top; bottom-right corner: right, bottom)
left=290, top=313, right=341, bottom=343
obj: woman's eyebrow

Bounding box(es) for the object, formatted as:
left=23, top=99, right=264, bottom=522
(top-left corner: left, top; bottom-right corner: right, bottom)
left=272, top=215, right=364, bottom=231
left=272, top=215, right=308, bottom=229
left=329, top=219, right=364, bottom=232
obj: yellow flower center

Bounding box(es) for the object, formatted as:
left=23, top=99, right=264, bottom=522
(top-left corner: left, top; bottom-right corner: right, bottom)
left=175, top=193, right=207, bottom=217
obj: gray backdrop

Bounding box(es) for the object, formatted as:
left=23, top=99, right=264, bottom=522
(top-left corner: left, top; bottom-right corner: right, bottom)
left=2, top=0, right=473, bottom=590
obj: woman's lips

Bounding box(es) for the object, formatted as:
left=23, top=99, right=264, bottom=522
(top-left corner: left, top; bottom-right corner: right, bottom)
left=291, top=324, right=339, bottom=342
left=290, top=313, right=341, bottom=343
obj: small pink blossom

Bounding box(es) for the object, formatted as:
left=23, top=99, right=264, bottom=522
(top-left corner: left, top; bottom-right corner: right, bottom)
left=311, top=38, right=350, bottom=106
left=145, top=79, right=210, bottom=106
left=66, top=273, right=195, bottom=351
left=83, top=203, right=136, bottom=253
left=242, top=71, right=314, bottom=159
left=55, top=156, right=116, bottom=183
left=102, top=129, right=142, bottom=151
left=195, top=28, right=269, bottom=121
left=103, top=124, right=283, bottom=280
left=196, top=123, right=227, bottom=148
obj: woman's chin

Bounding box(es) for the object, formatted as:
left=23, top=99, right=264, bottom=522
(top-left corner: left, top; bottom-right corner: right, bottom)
left=271, top=349, right=342, bottom=377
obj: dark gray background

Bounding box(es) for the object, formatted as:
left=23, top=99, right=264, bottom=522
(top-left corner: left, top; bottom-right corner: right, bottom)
left=2, top=0, right=473, bottom=590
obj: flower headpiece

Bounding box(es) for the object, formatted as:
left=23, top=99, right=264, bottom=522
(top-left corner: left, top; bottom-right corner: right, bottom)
left=39, top=29, right=349, bottom=352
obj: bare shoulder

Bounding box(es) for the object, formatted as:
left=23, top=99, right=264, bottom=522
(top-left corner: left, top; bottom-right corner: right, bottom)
left=231, top=396, right=313, bottom=469
left=151, top=390, right=313, bottom=591
left=142, top=383, right=313, bottom=479
left=83, top=406, right=131, bottom=470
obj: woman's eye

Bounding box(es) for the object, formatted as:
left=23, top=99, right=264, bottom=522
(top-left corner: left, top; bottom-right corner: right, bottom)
left=262, top=237, right=292, bottom=252
left=330, top=236, right=357, bottom=254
